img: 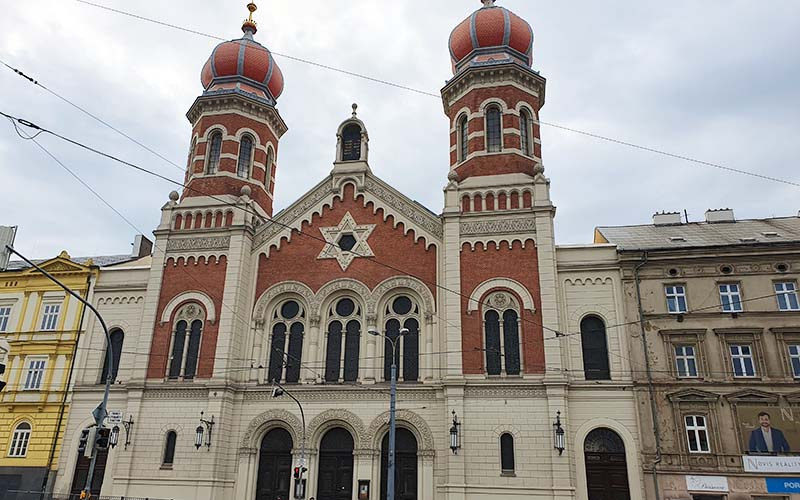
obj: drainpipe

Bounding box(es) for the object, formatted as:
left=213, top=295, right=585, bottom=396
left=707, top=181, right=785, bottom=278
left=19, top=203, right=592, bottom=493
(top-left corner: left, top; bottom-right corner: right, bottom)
left=39, top=273, right=92, bottom=498
left=634, top=252, right=662, bottom=500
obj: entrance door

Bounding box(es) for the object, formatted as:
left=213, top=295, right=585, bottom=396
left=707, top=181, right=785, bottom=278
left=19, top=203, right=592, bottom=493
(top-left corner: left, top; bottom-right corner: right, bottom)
left=256, top=428, right=293, bottom=500
left=69, top=448, right=108, bottom=496
left=380, top=428, right=418, bottom=500
left=317, top=428, right=354, bottom=500
left=584, top=428, right=630, bottom=500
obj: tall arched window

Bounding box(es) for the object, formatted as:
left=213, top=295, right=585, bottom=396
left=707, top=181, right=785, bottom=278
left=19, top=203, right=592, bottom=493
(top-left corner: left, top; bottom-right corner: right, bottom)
left=485, top=106, right=503, bottom=153
left=383, top=295, right=420, bottom=382
left=163, top=431, right=177, bottom=466
left=237, top=135, right=254, bottom=178
left=458, top=115, right=469, bottom=162
left=483, top=292, right=521, bottom=376
left=520, top=109, right=532, bottom=157
left=206, top=131, right=222, bottom=174
left=267, top=300, right=305, bottom=383
left=187, top=138, right=196, bottom=171
left=581, top=315, right=610, bottom=380
left=341, top=124, right=362, bottom=161
left=500, top=433, right=515, bottom=473
left=100, top=328, right=124, bottom=384
left=167, top=304, right=205, bottom=380
left=325, top=297, right=362, bottom=382
left=8, top=422, right=31, bottom=457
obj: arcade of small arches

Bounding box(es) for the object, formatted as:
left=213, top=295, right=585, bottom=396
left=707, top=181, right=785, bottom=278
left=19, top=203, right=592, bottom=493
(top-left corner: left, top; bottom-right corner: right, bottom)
left=460, top=188, right=533, bottom=213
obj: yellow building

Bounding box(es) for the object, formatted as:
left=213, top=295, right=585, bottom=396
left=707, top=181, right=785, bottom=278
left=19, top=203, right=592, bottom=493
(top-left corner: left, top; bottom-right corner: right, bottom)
left=0, top=251, right=97, bottom=494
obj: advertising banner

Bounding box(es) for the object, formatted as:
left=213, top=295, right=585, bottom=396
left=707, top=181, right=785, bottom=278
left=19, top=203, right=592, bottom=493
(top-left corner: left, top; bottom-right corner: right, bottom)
left=743, top=455, right=800, bottom=473
left=766, top=477, right=800, bottom=493
left=737, top=406, right=800, bottom=454
left=685, top=475, right=728, bottom=492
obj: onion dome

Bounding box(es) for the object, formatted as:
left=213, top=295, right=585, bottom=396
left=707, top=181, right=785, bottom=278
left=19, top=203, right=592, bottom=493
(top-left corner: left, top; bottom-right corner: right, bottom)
left=448, top=0, right=533, bottom=74
left=200, top=2, right=284, bottom=102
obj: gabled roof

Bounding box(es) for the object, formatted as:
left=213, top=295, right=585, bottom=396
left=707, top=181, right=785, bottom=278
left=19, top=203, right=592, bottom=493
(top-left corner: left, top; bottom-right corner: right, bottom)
left=595, top=216, right=800, bottom=251
left=5, top=252, right=134, bottom=272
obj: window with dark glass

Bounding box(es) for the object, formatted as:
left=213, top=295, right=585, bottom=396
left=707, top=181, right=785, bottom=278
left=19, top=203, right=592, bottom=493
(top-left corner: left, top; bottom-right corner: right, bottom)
left=580, top=315, right=610, bottom=380
left=184, top=320, right=202, bottom=379
left=520, top=109, right=531, bottom=156
left=167, top=304, right=205, bottom=380
left=382, top=295, right=420, bottom=382
left=268, top=300, right=305, bottom=383
left=163, top=431, right=177, bottom=465
left=459, top=115, right=469, bottom=162
left=207, top=131, right=222, bottom=174
left=484, top=310, right=502, bottom=376
left=187, top=138, right=196, bottom=170
left=341, top=124, right=362, bottom=161
left=100, top=328, right=124, bottom=384
left=237, top=135, right=253, bottom=178
left=325, top=297, right=362, bottom=382
left=168, top=320, right=187, bottom=379
left=486, top=106, right=502, bottom=153
left=500, top=433, right=515, bottom=472
left=483, top=292, right=522, bottom=376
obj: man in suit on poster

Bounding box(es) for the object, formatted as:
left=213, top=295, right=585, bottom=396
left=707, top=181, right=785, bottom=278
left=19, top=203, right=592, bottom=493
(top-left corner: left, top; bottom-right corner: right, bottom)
left=748, top=411, right=791, bottom=453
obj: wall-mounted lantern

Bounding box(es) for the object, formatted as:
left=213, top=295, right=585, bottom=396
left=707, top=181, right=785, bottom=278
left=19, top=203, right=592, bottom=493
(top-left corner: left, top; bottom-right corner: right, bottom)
left=196, top=411, right=215, bottom=450
left=553, top=411, right=565, bottom=455
left=449, top=410, right=461, bottom=455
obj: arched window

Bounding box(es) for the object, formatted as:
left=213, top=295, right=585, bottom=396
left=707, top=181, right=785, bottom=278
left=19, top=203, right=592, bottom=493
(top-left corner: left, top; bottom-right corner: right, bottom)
left=341, top=124, right=362, bottom=161
left=167, top=304, right=205, bottom=380
left=485, top=106, right=503, bottom=153
left=163, top=431, right=177, bottom=465
left=100, top=328, right=124, bottom=384
left=458, top=115, right=469, bottom=162
left=383, top=295, right=420, bottom=382
left=520, top=109, right=532, bottom=157
left=581, top=315, right=610, bottom=380
left=206, top=131, right=223, bottom=174
left=187, top=138, right=196, bottom=171
left=500, top=433, right=515, bottom=473
left=8, top=422, right=31, bottom=457
left=325, top=297, right=362, bottom=383
left=483, top=292, right=521, bottom=376
left=267, top=300, right=305, bottom=383
left=237, top=135, right=254, bottom=178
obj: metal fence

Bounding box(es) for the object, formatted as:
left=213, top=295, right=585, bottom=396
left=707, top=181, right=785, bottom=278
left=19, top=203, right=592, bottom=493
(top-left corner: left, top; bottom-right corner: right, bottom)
left=4, top=492, right=172, bottom=500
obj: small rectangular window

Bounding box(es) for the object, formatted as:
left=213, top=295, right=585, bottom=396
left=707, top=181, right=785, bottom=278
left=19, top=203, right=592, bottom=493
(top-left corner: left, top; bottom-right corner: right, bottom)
left=0, top=306, right=11, bottom=332
left=23, top=358, right=47, bottom=390
left=665, top=285, right=688, bottom=313
left=719, top=283, right=743, bottom=312
left=776, top=282, right=800, bottom=311
left=685, top=414, right=710, bottom=453
left=675, top=345, right=698, bottom=378
left=730, top=344, right=756, bottom=377
left=789, top=345, right=800, bottom=379
left=39, top=303, right=61, bottom=331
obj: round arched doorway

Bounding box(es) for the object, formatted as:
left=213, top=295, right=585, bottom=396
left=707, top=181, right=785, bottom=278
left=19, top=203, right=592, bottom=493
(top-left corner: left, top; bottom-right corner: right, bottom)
left=380, top=428, right=418, bottom=500
left=316, top=427, right=355, bottom=500
left=255, top=428, right=293, bottom=500
left=584, top=428, right=630, bottom=500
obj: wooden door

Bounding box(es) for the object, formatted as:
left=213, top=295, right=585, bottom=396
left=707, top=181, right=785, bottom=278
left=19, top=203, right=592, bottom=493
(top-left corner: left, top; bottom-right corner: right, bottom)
left=69, top=449, right=108, bottom=496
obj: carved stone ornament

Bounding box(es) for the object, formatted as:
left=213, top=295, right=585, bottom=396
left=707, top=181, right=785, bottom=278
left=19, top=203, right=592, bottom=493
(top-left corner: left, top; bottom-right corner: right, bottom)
left=368, top=276, right=436, bottom=318
left=317, top=211, right=376, bottom=271
left=460, top=218, right=537, bottom=236
left=240, top=409, right=304, bottom=449
left=363, top=178, right=443, bottom=239
left=252, top=179, right=332, bottom=249
left=363, top=410, right=435, bottom=452
left=253, top=281, right=316, bottom=326
left=166, top=236, right=231, bottom=252
left=307, top=409, right=367, bottom=445
left=176, top=303, right=205, bottom=322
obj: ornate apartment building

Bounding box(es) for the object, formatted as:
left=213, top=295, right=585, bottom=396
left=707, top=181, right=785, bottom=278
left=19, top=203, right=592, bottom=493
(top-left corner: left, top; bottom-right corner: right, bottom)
left=597, top=210, right=800, bottom=500
left=48, top=1, right=646, bottom=500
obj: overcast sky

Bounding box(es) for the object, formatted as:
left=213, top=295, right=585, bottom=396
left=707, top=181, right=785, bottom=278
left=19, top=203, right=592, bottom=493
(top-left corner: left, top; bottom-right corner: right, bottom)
left=1, top=0, right=799, bottom=259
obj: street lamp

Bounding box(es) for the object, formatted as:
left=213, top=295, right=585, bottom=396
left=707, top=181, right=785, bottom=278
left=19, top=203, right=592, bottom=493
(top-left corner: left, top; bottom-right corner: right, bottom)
left=368, top=327, right=409, bottom=500
left=553, top=411, right=565, bottom=455
left=196, top=411, right=215, bottom=450
left=272, top=382, right=307, bottom=499
left=449, top=410, right=461, bottom=454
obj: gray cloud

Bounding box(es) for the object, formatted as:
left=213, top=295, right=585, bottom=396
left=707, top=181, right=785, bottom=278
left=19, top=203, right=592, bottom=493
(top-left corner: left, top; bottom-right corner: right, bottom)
left=1, top=0, right=798, bottom=259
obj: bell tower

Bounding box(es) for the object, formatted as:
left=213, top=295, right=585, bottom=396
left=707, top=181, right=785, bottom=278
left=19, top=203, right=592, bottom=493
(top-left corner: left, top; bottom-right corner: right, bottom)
left=184, top=2, right=287, bottom=217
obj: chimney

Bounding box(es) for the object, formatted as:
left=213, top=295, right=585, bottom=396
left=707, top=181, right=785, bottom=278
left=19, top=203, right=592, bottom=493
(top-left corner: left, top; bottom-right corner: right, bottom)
left=131, top=234, right=153, bottom=258
left=705, top=208, right=735, bottom=223
left=653, top=211, right=682, bottom=226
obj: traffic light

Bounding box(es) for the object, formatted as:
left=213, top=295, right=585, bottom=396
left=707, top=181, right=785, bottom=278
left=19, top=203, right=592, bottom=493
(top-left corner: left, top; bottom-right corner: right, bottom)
left=293, top=467, right=300, bottom=480
left=95, top=426, right=111, bottom=451
left=77, top=428, right=91, bottom=455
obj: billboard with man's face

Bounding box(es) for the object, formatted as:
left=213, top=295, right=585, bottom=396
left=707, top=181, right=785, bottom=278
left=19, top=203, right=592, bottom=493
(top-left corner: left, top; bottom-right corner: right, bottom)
left=737, top=405, right=800, bottom=454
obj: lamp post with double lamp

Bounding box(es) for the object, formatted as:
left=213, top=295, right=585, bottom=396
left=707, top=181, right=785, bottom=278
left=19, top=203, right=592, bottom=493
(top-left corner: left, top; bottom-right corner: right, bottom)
left=368, top=327, right=408, bottom=500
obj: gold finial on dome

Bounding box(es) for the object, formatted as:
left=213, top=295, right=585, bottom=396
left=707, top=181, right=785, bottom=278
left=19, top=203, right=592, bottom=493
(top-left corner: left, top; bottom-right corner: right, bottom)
left=481, top=0, right=496, bottom=7
left=242, top=2, right=258, bottom=34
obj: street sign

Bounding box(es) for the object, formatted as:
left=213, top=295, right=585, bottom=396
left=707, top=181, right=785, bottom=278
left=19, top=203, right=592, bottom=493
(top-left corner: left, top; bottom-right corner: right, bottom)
left=0, top=226, right=17, bottom=271
left=107, top=410, right=123, bottom=425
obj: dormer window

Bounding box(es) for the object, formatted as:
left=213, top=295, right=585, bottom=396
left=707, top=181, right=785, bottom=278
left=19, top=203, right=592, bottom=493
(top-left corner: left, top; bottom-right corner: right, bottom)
left=485, top=106, right=503, bottom=153
left=237, top=135, right=254, bottom=178
left=206, top=131, right=222, bottom=174
left=342, top=124, right=362, bottom=161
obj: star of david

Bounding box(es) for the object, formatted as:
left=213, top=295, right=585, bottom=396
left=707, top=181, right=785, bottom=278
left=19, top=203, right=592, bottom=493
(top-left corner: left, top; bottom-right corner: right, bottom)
left=317, top=212, right=376, bottom=270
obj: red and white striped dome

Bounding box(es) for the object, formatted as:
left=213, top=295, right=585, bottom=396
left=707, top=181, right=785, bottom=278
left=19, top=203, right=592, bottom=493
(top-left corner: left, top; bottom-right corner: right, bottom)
left=448, top=0, right=533, bottom=74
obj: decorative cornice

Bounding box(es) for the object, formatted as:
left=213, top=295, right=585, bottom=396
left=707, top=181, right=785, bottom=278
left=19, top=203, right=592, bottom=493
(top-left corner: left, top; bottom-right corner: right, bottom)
left=460, top=217, right=536, bottom=236
left=166, top=236, right=230, bottom=252
left=363, top=178, right=443, bottom=239
left=186, top=92, right=288, bottom=138
left=441, top=63, right=546, bottom=114
left=464, top=385, right=546, bottom=399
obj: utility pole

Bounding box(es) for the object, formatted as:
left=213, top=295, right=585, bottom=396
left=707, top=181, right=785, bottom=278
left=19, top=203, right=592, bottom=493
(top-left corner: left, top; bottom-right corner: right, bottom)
left=272, top=382, right=306, bottom=499
left=3, top=245, right=114, bottom=499
left=369, top=327, right=408, bottom=500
